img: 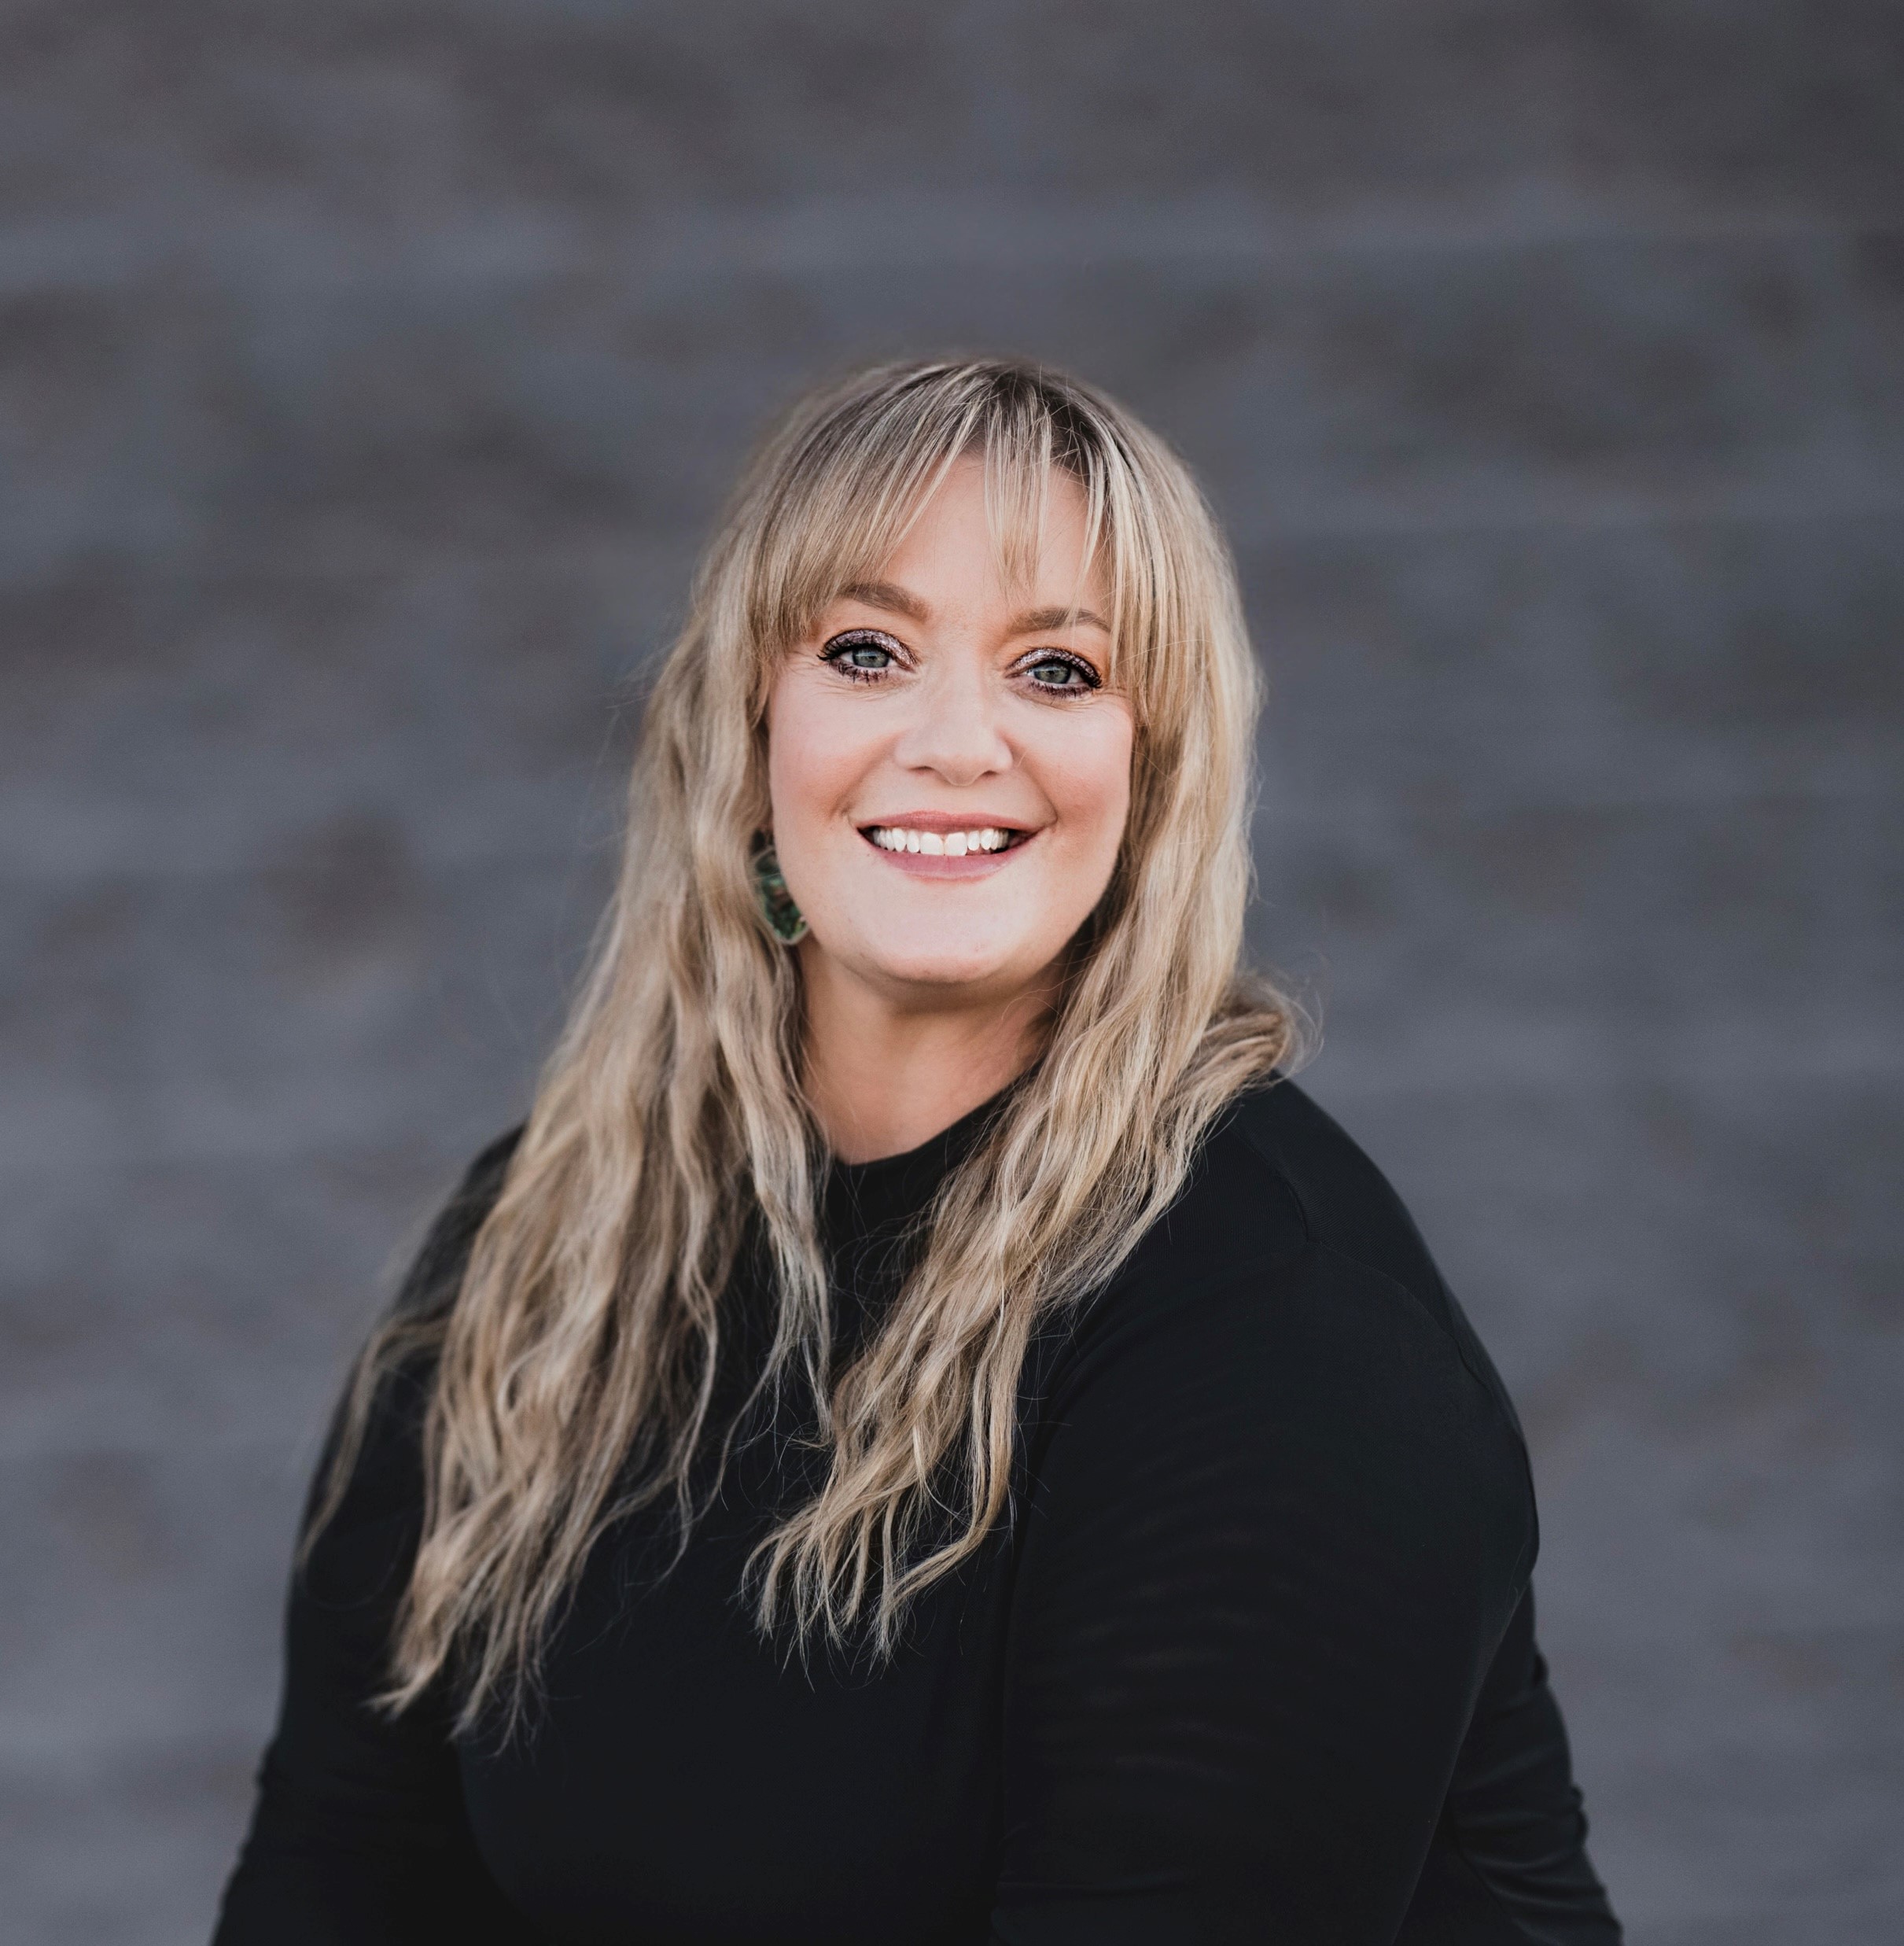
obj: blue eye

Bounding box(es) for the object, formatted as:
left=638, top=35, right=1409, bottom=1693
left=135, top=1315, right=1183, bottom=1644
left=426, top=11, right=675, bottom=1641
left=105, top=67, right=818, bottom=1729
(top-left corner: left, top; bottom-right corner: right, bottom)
left=1026, top=654, right=1098, bottom=691
left=822, top=629, right=903, bottom=677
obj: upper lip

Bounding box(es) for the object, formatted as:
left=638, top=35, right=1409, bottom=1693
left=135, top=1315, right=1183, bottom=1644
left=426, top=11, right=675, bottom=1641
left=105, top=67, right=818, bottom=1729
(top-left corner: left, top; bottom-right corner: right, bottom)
left=856, top=811, right=1033, bottom=832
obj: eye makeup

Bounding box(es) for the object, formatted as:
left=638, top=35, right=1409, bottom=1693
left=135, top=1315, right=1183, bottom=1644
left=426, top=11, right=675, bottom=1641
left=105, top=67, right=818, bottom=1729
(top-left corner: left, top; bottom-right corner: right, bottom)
left=817, top=630, right=1105, bottom=697
left=820, top=628, right=908, bottom=681
left=1015, top=649, right=1103, bottom=693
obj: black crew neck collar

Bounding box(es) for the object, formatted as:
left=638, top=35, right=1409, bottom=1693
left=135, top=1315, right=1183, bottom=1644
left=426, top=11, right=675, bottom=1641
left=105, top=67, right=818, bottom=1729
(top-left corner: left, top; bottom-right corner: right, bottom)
left=823, top=1085, right=1015, bottom=1238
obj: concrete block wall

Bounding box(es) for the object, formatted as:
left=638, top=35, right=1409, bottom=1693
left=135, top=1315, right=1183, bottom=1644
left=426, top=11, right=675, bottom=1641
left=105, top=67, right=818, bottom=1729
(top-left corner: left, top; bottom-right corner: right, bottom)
left=2, top=5, right=1899, bottom=1940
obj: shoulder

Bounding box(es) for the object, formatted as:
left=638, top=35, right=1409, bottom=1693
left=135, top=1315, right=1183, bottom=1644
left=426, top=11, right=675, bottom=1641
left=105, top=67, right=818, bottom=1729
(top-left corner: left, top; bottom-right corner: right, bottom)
left=300, top=1127, right=525, bottom=1600
left=363, top=1121, right=525, bottom=1451
left=389, top=1124, right=525, bottom=1323
left=1098, top=1079, right=1523, bottom=1416
left=1218, top=1080, right=1527, bottom=1436
left=1218, top=1077, right=1444, bottom=1295
left=1034, top=1079, right=1534, bottom=1551
left=1079, top=1076, right=1444, bottom=1331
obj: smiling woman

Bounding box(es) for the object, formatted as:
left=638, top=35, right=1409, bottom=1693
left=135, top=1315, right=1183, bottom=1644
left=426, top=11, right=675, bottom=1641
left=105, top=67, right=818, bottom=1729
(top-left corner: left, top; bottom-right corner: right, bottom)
left=215, top=359, right=1621, bottom=1945
left=769, top=455, right=1136, bottom=1159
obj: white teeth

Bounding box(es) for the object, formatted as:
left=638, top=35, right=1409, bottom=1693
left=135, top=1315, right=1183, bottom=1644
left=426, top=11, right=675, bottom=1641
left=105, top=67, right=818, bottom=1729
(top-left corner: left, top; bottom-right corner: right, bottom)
left=867, top=826, right=1016, bottom=856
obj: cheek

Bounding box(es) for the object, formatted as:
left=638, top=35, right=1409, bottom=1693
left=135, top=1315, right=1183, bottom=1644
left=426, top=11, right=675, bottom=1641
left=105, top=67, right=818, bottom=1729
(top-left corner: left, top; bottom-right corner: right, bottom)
left=766, top=674, right=867, bottom=833
left=1038, top=706, right=1135, bottom=853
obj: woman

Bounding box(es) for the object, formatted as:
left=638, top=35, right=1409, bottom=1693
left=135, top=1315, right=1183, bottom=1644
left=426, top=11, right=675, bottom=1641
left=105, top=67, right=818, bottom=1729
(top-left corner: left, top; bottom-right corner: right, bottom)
left=216, top=358, right=1621, bottom=1944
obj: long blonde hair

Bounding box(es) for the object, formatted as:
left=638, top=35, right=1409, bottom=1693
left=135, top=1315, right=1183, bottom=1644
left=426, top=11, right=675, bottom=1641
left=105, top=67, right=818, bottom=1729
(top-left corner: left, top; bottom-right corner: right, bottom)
left=322, top=357, right=1305, bottom=1731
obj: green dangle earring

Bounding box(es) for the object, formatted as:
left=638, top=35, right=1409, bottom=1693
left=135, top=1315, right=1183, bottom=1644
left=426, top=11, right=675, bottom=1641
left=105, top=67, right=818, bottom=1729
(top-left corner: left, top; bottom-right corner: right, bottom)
left=752, top=838, right=808, bottom=945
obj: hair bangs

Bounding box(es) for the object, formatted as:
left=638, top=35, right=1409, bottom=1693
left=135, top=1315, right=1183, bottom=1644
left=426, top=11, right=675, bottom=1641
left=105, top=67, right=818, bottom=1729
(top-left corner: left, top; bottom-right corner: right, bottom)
left=736, top=361, right=1181, bottom=714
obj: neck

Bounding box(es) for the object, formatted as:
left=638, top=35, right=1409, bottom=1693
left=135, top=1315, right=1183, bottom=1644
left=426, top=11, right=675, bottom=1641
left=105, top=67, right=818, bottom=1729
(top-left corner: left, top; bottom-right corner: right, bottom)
left=799, top=953, right=1054, bottom=1165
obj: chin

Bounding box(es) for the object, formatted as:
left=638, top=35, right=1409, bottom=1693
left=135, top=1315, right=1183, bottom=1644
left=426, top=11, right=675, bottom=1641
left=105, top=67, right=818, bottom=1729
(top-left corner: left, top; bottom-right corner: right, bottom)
left=850, top=934, right=1041, bottom=996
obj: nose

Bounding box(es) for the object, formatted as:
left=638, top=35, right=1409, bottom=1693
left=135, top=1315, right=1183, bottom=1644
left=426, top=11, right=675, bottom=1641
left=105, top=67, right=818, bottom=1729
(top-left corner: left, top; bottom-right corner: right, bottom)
left=889, top=654, right=1013, bottom=787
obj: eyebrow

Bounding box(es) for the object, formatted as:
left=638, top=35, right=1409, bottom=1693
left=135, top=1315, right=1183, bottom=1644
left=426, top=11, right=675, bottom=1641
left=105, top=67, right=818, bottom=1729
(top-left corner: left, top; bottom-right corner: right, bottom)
left=837, top=582, right=1110, bottom=636
left=838, top=580, right=931, bottom=622
left=1009, top=603, right=1111, bottom=635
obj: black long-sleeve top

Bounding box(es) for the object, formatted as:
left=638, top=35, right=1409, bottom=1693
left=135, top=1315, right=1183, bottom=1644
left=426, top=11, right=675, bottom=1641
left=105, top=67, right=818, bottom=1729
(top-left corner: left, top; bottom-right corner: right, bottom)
left=216, top=1079, right=1621, bottom=1944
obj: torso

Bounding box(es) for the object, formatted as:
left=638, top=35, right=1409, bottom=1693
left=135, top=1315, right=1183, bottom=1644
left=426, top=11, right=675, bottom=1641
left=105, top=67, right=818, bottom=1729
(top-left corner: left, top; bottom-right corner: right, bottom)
left=444, top=1082, right=1615, bottom=1943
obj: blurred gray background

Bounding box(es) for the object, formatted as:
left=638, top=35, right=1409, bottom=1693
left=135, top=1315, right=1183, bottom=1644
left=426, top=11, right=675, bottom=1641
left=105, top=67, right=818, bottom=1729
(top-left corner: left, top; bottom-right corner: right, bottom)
left=3, top=3, right=1901, bottom=1941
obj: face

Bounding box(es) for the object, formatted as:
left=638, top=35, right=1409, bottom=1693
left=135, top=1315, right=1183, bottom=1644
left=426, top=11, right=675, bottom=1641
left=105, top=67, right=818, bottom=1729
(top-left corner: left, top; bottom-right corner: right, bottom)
left=766, top=458, right=1135, bottom=1011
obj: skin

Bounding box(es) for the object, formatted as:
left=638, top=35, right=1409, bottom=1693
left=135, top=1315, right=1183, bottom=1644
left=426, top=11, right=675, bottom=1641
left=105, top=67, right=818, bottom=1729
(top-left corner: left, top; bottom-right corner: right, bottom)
left=766, top=458, right=1135, bottom=1163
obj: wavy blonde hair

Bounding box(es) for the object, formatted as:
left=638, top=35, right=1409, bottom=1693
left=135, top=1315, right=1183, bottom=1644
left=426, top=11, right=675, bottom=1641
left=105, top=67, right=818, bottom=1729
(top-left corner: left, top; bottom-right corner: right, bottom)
left=321, top=356, right=1306, bottom=1732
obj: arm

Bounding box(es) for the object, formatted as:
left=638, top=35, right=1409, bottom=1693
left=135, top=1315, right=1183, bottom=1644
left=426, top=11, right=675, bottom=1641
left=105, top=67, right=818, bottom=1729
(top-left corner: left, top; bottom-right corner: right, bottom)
left=214, top=1142, right=535, bottom=1944
left=1441, top=1589, right=1622, bottom=1939
left=991, top=1244, right=1534, bottom=1945
left=212, top=1365, right=536, bottom=1945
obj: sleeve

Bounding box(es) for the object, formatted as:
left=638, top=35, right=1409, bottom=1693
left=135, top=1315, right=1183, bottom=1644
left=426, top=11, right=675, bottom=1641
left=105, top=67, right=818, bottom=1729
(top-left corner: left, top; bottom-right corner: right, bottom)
left=213, top=1139, right=536, bottom=1945
left=989, top=1243, right=1537, bottom=1946
left=1438, top=1588, right=1622, bottom=1938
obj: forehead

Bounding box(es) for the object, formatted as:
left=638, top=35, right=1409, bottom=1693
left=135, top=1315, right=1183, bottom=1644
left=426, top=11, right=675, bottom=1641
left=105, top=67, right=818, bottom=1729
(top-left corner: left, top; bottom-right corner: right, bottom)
left=830, top=457, right=1105, bottom=617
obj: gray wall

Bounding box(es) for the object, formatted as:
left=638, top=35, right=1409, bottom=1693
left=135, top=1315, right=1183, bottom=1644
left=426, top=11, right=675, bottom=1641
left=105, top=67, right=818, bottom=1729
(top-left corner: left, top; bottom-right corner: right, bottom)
left=4, top=5, right=1900, bottom=1941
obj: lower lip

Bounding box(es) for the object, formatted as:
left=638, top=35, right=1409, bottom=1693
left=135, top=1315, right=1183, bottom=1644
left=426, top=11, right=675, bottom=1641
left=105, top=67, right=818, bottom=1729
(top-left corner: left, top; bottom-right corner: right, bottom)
left=860, top=831, right=1033, bottom=879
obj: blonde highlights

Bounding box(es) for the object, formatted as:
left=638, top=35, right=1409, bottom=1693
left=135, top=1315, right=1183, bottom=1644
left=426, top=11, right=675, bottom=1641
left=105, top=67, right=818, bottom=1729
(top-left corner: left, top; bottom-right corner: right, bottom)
left=320, top=358, right=1306, bottom=1732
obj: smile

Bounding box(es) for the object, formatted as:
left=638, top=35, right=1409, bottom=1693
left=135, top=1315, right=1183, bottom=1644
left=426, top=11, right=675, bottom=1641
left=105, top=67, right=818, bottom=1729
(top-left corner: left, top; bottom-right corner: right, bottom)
left=865, top=826, right=1018, bottom=857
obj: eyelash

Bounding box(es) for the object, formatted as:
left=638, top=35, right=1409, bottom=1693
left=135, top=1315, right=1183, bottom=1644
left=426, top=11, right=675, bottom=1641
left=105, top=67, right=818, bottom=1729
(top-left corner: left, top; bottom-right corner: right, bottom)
left=819, top=629, right=907, bottom=683
left=1019, top=650, right=1103, bottom=693
left=819, top=631, right=1103, bottom=695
